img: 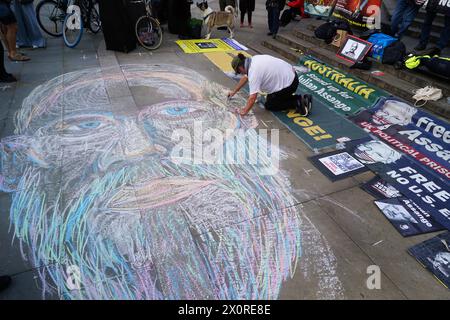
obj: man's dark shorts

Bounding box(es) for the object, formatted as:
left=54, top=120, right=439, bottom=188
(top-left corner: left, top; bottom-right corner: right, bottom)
left=0, top=3, right=16, bottom=26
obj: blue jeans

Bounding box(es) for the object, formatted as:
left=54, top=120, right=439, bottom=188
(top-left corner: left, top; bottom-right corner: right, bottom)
left=419, top=11, right=450, bottom=50
left=391, top=0, right=419, bottom=39
left=12, top=2, right=46, bottom=48
left=267, top=6, right=280, bottom=34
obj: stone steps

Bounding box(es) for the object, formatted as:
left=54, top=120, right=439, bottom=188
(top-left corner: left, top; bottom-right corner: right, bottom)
left=256, top=28, right=449, bottom=119
left=290, top=27, right=450, bottom=95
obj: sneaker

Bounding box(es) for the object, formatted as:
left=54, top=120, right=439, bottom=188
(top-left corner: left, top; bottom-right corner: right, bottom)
left=0, top=73, right=17, bottom=83
left=267, top=32, right=273, bottom=36
left=0, top=275, right=12, bottom=292
left=295, top=95, right=308, bottom=116
left=303, top=94, right=313, bottom=114
left=272, top=33, right=277, bottom=39
left=414, top=43, right=427, bottom=51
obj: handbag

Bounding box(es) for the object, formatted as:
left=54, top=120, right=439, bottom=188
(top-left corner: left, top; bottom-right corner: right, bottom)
left=412, top=86, right=443, bottom=107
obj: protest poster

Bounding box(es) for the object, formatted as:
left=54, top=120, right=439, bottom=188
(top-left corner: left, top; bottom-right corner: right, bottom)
left=332, top=0, right=382, bottom=30
left=409, top=232, right=450, bottom=289
left=345, top=138, right=450, bottom=231
left=309, top=149, right=369, bottom=181
left=375, top=198, right=444, bottom=237
left=350, top=96, right=450, bottom=181
left=362, top=176, right=402, bottom=199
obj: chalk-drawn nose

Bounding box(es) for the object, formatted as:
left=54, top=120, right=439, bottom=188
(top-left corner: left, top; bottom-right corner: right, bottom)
left=121, top=120, right=162, bottom=158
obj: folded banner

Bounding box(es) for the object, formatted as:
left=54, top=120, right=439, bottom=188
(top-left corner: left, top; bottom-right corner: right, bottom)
left=350, top=96, right=450, bottom=180
left=408, top=232, right=450, bottom=289
left=296, top=56, right=388, bottom=116
left=304, top=0, right=337, bottom=18
left=332, top=0, right=382, bottom=30
left=345, top=138, right=450, bottom=231
left=176, top=38, right=248, bottom=54
left=374, top=198, right=443, bottom=237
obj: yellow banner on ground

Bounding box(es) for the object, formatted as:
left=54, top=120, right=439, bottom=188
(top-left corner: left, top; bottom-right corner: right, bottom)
left=176, top=38, right=248, bottom=54
left=203, top=51, right=252, bottom=73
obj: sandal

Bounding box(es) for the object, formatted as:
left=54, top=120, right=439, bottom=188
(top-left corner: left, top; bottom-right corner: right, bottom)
left=8, top=52, right=30, bottom=62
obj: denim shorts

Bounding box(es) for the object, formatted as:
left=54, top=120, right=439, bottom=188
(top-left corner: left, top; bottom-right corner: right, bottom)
left=0, top=3, right=16, bottom=26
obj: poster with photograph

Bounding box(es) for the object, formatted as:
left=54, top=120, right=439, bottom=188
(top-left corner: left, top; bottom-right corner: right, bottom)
left=408, top=232, right=450, bottom=289
left=362, top=176, right=402, bottom=199
left=349, top=96, right=450, bottom=181
left=337, top=35, right=372, bottom=63
left=304, top=0, right=337, bottom=18
left=309, top=150, right=368, bottom=181
left=375, top=198, right=444, bottom=237
left=332, top=0, right=382, bottom=29
left=345, top=137, right=450, bottom=231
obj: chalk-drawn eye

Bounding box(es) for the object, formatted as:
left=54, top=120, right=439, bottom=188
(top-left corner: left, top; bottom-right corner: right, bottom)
left=162, top=106, right=190, bottom=116
left=58, top=115, right=114, bottom=136
left=65, top=121, right=105, bottom=133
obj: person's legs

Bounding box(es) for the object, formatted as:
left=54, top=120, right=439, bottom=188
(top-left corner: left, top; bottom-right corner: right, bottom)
left=21, top=3, right=45, bottom=48
left=272, top=7, right=280, bottom=35
left=390, top=0, right=408, bottom=36
left=264, top=76, right=299, bottom=111
left=417, top=10, right=436, bottom=49
left=219, top=0, right=226, bottom=11
left=241, top=9, right=245, bottom=26
left=0, top=39, right=6, bottom=75
left=267, top=7, right=274, bottom=34
left=396, top=3, right=419, bottom=38
left=0, top=2, right=17, bottom=56
left=437, top=14, right=450, bottom=50
left=12, top=2, right=31, bottom=48
left=248, top=10, right=252, bottom=27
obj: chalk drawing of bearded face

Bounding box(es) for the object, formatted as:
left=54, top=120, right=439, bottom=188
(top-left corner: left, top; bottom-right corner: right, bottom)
left=372, top=99, right=417, bottom=127
left=353, top=140, right=402, bottom=165
left=0, top=64, right=301, bottom=300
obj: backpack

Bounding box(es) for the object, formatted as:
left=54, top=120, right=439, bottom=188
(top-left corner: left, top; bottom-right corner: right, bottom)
left=382, top=40, right=406, bottom=65
left=314, top=20, right=352, bottom=44
left=280, top=9, right=293, bottom=27
left=367, top=33, right=406, bottom=64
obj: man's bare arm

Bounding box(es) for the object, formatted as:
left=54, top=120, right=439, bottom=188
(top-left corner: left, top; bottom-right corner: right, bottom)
left=228, top=75, right=248, bottom=98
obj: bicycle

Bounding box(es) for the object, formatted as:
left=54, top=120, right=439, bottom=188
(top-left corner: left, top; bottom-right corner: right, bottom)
left=36, top=0, right=101, bottom=41
left=62, top=0, right=101, bottom=48
left=134, top=0, right=163, bottom=50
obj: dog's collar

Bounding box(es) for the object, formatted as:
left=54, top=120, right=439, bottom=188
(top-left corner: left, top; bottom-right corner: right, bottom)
left=203, top=12, right=214, bottom=21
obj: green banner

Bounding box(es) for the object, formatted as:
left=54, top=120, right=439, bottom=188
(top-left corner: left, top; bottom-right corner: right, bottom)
left=296, top=55, right=388, bottom=116
left=272, top=100, right=369, bottom=151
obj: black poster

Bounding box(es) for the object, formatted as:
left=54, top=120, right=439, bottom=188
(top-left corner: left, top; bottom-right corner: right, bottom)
left=409, top=232, right=450, bottom=289
left=362, top=176, right=402, bottom=199
left=309, top=149, right=369, bottom=181
left=375, top=198, right=444, bottom=237
left=426, top=0, right=450, bottom=15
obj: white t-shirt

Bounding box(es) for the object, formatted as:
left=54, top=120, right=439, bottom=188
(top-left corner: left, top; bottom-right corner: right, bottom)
left=247, top=55, right=296, bottom=95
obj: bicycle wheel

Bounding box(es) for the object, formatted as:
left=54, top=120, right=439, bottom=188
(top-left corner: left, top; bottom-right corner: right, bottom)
left=36, top=0, right=66, bottom=37
left=63, top=10, right=84, bottom=48
left=135, top=16, right=163, bottom=51
left=87, top=1, right=101, bottom=34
